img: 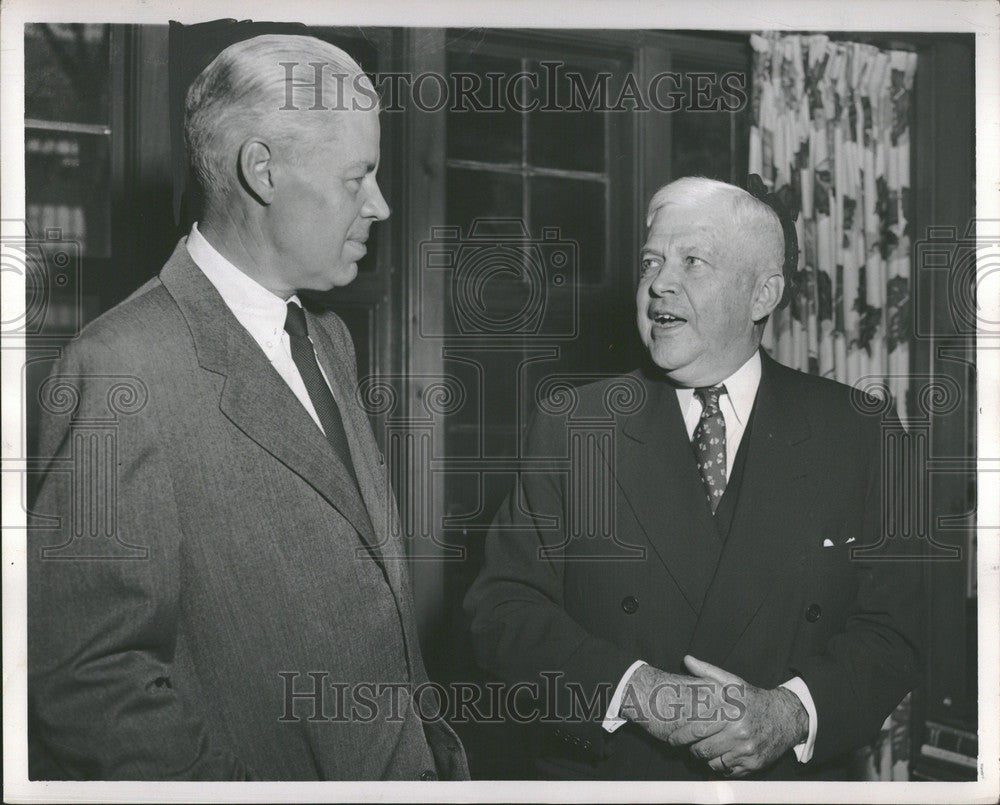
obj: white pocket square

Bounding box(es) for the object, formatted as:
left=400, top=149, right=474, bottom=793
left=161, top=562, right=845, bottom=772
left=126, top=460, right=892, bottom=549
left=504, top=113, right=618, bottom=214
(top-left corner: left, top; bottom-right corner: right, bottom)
left=823, top=539, right=835, bottom=547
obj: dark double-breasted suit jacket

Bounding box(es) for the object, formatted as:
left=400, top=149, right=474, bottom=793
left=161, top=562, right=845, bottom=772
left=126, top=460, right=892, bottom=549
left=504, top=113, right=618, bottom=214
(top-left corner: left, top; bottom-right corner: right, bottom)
left=28, top=240, right=469, bottom=780
left=465, top=351, right=921, bottom=780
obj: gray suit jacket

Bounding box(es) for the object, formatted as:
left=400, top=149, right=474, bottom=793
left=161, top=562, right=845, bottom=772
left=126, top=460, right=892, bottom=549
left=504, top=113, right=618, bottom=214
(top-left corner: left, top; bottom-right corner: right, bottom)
left=27, top=239, right=469, bottom=781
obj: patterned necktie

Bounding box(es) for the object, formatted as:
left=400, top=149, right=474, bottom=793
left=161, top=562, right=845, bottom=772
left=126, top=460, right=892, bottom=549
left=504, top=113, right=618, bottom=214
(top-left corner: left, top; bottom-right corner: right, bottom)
left=692, top=385, right=728, bottom=513
left=284, top=302, right=360, bottom=487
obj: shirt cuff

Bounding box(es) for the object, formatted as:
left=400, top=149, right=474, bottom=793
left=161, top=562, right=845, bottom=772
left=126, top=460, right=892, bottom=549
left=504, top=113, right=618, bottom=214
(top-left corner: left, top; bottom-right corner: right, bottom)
left=602, top=660, right=648, bottom=733
left=779, top=676, right=817, bottom=763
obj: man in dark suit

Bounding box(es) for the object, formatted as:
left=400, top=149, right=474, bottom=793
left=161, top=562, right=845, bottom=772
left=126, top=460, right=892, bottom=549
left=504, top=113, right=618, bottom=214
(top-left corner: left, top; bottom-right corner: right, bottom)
left=28, top=34, right=468, bottom=781
left=464, top=176, right=921, bottom=780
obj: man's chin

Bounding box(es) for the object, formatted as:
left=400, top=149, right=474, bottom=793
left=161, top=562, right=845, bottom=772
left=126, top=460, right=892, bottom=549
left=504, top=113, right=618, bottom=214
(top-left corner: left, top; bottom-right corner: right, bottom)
left=646, top=342, right=687, bottom=373
left=333, top=262, right=359, bottom=287
left=313, top=262, right=359, bottom=291
left=647, top=347, right=707, bottom=387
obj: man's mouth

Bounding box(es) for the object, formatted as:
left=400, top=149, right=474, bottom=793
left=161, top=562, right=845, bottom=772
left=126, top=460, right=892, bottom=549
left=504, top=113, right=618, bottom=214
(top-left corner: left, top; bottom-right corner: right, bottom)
left=347, top=237, right=368, bottom=254
left=650, top=311, right=687, bottom=328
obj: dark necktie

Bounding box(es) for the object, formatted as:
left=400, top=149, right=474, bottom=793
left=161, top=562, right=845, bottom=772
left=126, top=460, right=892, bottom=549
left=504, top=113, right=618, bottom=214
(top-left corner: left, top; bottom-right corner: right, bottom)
left=692, top=385, right=728, bottom=513
left=284, top=302, right=359, bottom=487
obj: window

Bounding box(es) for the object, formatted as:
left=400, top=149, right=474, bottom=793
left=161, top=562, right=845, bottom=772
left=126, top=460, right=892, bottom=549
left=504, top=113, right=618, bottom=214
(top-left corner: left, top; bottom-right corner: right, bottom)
left=24, top=23, right=112, bottom=322
left=445, top=40, right=621, bottom=286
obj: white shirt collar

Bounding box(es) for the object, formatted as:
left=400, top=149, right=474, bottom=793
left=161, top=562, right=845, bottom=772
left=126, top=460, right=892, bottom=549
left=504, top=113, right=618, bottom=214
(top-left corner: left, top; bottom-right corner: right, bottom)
left=675, top=350, right=762, bottom=426
left=186, top=222, right=303, bottom=354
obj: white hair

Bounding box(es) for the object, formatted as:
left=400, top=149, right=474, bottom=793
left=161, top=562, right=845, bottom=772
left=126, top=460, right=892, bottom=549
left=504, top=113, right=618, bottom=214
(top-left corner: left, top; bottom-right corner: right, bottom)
left=645, top=176, right=785, bottom=283
left=184, top=34, right=374, bottom=201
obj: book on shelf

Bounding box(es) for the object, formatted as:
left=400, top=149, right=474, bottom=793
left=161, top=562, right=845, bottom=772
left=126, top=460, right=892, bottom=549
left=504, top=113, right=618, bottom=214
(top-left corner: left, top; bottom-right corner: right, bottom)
left=916, top=720, right=978, bottom=780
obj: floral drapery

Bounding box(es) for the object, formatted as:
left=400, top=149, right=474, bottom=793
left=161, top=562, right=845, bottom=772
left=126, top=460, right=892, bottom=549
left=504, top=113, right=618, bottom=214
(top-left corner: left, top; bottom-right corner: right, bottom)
left=749, top=32, right=917, bottom=780
left=750, top=32, right=916, bottom=421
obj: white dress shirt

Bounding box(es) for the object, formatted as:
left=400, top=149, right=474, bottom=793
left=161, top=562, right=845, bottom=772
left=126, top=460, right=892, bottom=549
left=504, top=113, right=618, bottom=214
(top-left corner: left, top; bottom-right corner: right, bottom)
left=601, top=351, right=818, bottom=764
left=185, top=222, right=332, bottom=435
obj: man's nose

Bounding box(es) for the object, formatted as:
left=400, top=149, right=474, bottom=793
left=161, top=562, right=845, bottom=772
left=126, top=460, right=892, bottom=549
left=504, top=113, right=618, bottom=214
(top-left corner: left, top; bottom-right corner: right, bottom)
left=363, top=179, right=391, bottom=222
left=648, top=259, right=681, bottom=296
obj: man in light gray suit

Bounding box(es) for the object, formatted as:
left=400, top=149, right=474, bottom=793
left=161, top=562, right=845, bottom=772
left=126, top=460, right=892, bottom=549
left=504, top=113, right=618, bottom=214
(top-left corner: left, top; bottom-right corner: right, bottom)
left=28, top=34, right=468, bottom=781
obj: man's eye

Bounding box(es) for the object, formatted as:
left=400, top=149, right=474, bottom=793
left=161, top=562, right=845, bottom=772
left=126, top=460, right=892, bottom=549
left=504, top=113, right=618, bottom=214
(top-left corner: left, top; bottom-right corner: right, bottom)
left=685, top=255, right=704, bottom=266
left=641, top=258, right=660, bottom=272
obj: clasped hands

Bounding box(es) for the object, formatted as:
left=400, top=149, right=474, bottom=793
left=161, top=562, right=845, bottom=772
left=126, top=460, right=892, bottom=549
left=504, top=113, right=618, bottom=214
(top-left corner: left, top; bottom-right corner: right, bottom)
left=619, top=656, right=808, bottom=778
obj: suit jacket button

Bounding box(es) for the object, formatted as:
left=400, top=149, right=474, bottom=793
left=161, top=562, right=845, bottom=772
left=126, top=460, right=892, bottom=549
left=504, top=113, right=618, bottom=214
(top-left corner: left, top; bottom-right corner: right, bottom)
left=420, top=769, right=437, bottom=781
left=621, top=596, right=639, bottom=614
left=805, top=603, right=822, bottom=622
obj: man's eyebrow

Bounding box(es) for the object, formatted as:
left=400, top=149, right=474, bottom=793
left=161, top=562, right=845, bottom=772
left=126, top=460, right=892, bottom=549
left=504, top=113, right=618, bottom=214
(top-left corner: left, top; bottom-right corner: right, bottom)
left=345, top=160, right=377, bottom=172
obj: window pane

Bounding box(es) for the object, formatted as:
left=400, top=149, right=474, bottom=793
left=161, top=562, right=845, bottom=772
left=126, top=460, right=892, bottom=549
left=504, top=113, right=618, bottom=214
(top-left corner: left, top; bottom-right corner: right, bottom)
left=527, top=61, right=606, bottom=173
left=530, top=176, right=605, bottom=284
left=25, top=24, right=110, bottom=124
left=670, top=63, right=747, bottom=182
left=446, top=51, right=523, bottom=165
left=446, top=167, right=523, bottom=237
left=445, top=168, right=551, bottom=339
left=25, top=131, right=111, bottom=259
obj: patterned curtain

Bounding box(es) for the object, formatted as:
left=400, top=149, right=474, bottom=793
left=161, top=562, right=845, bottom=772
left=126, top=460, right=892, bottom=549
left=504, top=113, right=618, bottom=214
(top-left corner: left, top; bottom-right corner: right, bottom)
left=748, top=32, right=917, bottom=780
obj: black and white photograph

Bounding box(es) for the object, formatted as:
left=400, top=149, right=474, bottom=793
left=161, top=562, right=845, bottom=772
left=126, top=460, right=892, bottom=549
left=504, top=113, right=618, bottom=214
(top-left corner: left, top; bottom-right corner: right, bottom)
left=2, top=0, right=997, bottom=801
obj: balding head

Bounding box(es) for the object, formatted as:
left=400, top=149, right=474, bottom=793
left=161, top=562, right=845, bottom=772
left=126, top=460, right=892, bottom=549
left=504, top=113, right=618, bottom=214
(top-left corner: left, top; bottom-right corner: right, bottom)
left=183, top=34, right=389, bottom=299
left=646, top=177, right=786, bottom=293
left=636, top=176, right=788, bottom=386
left=184, top=34, right=376, bottom=202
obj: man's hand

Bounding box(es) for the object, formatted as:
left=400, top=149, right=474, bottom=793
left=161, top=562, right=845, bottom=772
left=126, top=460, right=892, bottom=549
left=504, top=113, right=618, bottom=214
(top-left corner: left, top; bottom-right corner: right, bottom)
left=669, top=656, right=809, bottom=778
left=619, top=662, right=736, bottom=744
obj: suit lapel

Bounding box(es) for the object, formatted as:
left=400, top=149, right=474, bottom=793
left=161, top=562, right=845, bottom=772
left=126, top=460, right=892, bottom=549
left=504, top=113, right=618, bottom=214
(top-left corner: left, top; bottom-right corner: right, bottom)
left=157, top=241, right=378, bottom=547
left=687, top=351, right=818, bottom=665
left=612, top=370, right=723, bottom=614
left=306, top=311, right=426, bottom=657
left=306, top=313, right=400, bottom=568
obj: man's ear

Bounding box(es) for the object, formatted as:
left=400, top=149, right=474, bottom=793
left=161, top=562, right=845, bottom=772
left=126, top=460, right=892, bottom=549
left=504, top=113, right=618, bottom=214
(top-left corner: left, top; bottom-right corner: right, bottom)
left=751, top=271, right=785, bottom=322
left=237, top=139, right=275, bottom=205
